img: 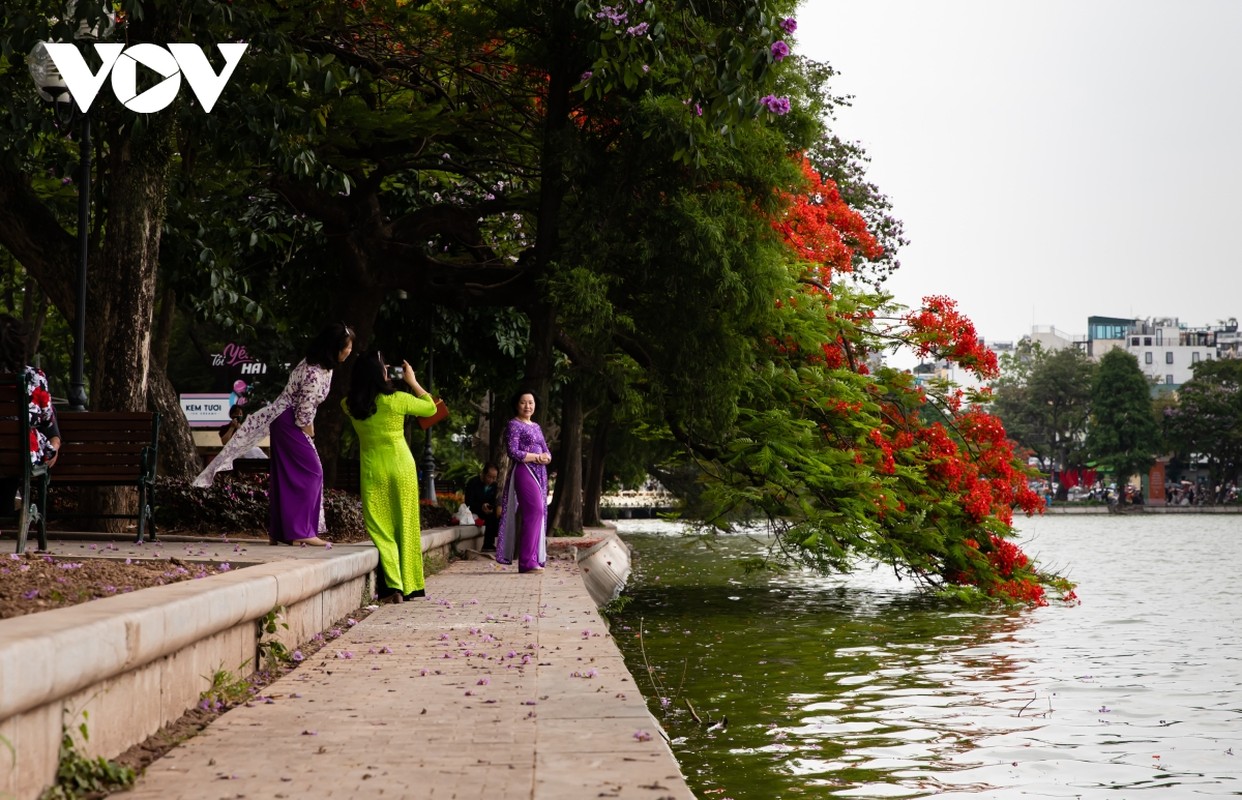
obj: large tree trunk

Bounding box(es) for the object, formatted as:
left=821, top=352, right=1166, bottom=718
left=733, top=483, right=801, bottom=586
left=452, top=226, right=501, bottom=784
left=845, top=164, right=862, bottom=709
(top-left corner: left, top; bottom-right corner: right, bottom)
left=519, top=21, right=573, bottom=417
left=82, top=99, right=177, bottom=530
left=582, top=403, right=611, bottom=528
left=488, top=390, right=505, bottom=466
left=550, top=379, right=583, bottom=534
left=148, top=370, right=200, bottom=480
left=149, top=283, right=200, bottom=480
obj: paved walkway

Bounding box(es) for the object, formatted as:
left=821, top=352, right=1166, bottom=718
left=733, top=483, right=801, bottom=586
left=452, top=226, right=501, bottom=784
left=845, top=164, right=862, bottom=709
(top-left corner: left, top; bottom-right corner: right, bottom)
left=123, top=554, right=694, bottom=800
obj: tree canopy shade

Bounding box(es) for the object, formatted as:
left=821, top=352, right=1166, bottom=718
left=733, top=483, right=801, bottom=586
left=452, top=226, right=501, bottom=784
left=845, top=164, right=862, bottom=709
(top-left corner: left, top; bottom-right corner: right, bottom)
left=1165, top=358, right=1242, bottom=488
left=0, top=0, right=1072, bottom=603
left=1085, top=349, right=1160, bottom=486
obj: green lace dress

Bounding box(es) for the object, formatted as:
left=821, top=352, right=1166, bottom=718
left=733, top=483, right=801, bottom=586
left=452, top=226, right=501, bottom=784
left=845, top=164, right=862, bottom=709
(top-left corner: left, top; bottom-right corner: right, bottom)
left=342, top=391, right=438, bottom=596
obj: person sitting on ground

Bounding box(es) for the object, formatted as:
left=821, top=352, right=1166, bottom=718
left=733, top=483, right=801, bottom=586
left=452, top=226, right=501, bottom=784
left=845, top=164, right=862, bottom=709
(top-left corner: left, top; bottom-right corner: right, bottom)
left=464, top=462, right=501, bottom=551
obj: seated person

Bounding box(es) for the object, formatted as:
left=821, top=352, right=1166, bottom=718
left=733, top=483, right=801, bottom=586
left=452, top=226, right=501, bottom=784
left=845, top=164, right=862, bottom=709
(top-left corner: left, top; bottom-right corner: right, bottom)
left=219, top=404, right=267, bottom=460
left=0, top=314, right=60, bottom=510
left=464, top=462, right=501, bottom=551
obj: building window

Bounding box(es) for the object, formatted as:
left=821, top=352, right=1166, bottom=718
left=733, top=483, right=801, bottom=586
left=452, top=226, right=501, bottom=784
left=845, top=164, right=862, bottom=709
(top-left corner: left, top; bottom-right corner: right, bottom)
left=1166, top=375, right=1174, bottom=385
left=1193, top=352, right=1201, bottom=363
left=1145, top=352, right=1153, bottom=364
left=1165, top=351, right=1174, bottom=364
left=1131, top=337, right=1140, bottom=345
left=1144, top=337, right=1153, bottom=346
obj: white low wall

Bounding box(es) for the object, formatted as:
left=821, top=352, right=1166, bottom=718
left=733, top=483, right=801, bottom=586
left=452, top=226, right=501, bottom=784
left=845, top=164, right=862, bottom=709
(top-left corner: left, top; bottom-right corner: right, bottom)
left=0, top=525, right=481, bottom=800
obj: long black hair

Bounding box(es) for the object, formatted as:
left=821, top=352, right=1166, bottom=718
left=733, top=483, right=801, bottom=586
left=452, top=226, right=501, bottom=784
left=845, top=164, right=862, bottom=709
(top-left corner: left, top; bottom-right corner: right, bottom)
left=305, top=322, right=355, bottom=369
left=345, top=349, right=394, bottom=420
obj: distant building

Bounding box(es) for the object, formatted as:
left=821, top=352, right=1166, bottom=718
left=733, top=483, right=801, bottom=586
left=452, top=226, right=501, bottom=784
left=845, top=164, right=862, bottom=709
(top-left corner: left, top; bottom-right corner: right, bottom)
left=1121, top=317, right=1215, bottom=389
left=1028, top=325, right=1080, bottom=353
left=912, top=315, right=1237, bottom=391
left=1212, top=318, right=1240, bottom=359
left=1085, top=316, right=1133, bottom=360
left=1079, top=315, right=1219, bottom=390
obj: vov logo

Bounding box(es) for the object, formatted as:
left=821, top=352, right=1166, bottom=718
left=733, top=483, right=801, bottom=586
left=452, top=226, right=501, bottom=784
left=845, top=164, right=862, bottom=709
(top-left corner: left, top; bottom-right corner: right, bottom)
left=41, top=42, right=248, bottom=113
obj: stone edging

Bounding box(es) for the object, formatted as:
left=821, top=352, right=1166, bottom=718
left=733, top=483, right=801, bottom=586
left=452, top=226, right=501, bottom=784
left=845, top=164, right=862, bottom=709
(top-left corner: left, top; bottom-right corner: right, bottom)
left=0, top=524, right=482, bottom=800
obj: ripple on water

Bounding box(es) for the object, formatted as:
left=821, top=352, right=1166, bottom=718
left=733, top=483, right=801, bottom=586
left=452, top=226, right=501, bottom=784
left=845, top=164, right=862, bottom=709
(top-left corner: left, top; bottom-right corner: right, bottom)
left=611, top=516, right=1242, bottom=799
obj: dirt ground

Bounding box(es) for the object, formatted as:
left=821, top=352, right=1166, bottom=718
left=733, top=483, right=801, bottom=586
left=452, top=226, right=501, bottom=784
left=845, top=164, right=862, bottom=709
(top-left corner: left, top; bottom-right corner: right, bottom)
left=0, top=550, right=233, bottom=620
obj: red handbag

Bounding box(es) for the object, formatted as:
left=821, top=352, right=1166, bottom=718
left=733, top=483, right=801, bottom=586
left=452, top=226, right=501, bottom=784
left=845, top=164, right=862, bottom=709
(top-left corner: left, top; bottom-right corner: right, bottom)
left=417, top=397, right=449, bottom=429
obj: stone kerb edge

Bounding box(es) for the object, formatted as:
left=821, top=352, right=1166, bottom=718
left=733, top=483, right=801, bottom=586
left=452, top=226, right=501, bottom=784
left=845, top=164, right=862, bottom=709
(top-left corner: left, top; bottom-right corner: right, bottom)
left=0, top=549, right=378, bottom=722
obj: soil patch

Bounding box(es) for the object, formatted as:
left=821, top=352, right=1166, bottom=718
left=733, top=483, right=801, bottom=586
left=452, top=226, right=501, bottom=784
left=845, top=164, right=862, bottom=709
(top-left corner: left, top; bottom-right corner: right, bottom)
left=0, top=553, right=233, bottom=621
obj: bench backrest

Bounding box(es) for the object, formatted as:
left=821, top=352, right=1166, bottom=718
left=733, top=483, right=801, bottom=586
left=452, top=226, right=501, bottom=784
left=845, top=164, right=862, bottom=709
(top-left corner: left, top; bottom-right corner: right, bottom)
left=0, top=373, right=33, bottom=479
left=54, top=412, right=160, bottom=484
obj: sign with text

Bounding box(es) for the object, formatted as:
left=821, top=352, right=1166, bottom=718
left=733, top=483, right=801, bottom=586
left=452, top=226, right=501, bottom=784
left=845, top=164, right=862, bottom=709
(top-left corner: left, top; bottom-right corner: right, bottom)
left=179, top=393, right=231, bottom=427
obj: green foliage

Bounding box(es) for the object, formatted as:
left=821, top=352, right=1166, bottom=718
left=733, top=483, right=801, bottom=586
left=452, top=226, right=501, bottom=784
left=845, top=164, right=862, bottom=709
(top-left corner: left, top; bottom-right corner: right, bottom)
left=1086, top=349, right=1160, bottom=483
left=599, top=593, right=632, bottom=616
left=39, top=711, right=136, bottom=800
left=0, top=0, right=1066, bottom=604
left=993, top=341, right=1096, bottom=489
left=198, top=666, right=255, bottom=713
left=1164, top=358, right=1242, bottom=485
left=257, top=607, right=292, bottom=672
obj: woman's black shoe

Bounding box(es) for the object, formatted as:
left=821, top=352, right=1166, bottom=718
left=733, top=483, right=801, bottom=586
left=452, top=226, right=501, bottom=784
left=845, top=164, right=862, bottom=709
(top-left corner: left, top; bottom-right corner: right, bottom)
left=403, top=589, right=425, bottom=600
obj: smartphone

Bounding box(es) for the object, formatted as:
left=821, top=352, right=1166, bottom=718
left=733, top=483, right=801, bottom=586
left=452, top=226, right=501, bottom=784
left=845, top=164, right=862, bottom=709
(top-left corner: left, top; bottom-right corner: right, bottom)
left=387, top=366, right=404, bottom=380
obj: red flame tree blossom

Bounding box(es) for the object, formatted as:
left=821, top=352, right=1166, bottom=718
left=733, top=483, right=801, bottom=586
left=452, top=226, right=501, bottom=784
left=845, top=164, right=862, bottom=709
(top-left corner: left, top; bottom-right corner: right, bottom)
left=704, top=155, right=1071, bottom=606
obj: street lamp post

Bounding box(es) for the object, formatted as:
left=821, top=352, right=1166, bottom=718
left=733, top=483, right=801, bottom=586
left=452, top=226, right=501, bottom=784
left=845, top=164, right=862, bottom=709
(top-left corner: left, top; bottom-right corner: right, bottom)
left=28, top=42, right=90, bottom=411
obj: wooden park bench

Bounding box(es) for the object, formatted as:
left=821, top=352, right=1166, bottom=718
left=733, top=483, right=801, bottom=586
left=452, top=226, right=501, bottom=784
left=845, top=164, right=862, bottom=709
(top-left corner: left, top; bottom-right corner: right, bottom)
left=51, top=411, right=161, bottom=547
left=0, top=373, right=161, bottom=552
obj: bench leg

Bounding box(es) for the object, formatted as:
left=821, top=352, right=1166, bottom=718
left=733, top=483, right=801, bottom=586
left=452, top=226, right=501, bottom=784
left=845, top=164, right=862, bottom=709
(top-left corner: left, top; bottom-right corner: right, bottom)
left=16, top=502, right=29, bottom=555
left=15, top=475, right=49, bottom=554
left=136, top=482, right=157, bottom=544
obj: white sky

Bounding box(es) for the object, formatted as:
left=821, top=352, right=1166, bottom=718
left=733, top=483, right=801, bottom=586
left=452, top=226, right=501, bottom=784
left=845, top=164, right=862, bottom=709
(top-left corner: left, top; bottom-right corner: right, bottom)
left=797, top=0, right=1242, bottom=349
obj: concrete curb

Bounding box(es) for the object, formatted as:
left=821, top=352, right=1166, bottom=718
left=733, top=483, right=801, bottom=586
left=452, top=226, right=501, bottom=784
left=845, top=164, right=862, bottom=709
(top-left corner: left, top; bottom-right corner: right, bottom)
left=0, top=524, right=484, bottom=800
left=0, top=549, right=375, bottom=721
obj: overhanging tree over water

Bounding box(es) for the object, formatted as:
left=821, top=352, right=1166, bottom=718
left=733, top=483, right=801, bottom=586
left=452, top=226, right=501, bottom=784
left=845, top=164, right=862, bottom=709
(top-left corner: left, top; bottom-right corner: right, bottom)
left=0, top=0, right=1070, bottom=602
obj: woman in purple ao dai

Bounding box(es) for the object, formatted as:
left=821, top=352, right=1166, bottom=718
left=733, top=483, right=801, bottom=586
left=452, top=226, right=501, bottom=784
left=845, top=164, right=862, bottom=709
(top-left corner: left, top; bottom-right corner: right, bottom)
left=194, top=322, right=355, bottom=546
left=495, top=390, right=551, bottom=573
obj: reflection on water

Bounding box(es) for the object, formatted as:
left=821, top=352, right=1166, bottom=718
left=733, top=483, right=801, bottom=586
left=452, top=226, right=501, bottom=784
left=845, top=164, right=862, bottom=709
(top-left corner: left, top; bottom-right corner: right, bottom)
left=609, top=516, right=1242, bottom=799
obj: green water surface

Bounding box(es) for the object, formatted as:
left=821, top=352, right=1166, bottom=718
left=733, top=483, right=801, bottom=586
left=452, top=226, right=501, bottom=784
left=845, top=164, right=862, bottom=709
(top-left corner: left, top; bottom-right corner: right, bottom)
left=608, top=516, right=1242, bottom=799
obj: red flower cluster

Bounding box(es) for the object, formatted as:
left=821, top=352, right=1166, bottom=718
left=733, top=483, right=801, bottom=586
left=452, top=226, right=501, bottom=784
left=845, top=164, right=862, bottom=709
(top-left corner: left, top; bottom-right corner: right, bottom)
left=756, top=156, right=1066, bottom=606
left=986, top=534, right=1029, bottom=577
left=994, top=578, right=1048, bottom=606
left=905, top=296, right=999, bottom=379
left=773, top=157, right=882, bottom=285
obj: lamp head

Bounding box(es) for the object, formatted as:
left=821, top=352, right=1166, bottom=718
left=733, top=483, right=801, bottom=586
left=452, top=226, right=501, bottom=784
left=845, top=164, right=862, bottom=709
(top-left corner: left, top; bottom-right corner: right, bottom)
left=27, top=42, right=73, bottom=106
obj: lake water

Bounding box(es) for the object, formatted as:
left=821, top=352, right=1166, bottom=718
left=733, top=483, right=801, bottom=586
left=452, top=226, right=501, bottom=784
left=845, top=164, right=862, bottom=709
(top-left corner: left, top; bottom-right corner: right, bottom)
left=608, top=514, right=1241, bottom=799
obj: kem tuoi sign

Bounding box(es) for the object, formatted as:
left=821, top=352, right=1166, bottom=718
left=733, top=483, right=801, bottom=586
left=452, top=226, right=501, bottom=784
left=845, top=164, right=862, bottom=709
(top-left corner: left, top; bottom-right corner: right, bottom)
left=40, top=42, right=248, bottom=113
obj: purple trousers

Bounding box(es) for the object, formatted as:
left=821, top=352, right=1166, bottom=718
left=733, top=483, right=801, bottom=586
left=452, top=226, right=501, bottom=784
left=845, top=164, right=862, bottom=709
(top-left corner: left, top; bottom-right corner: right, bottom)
left=513, top=465, right=546, bottom=571
left=268, top=407, right=322, bottom=542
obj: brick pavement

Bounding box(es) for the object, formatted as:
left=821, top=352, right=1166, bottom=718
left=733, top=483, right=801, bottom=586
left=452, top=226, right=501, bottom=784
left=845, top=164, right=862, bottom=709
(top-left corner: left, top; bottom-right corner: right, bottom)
left=123, top=555, right=694, bottom=800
